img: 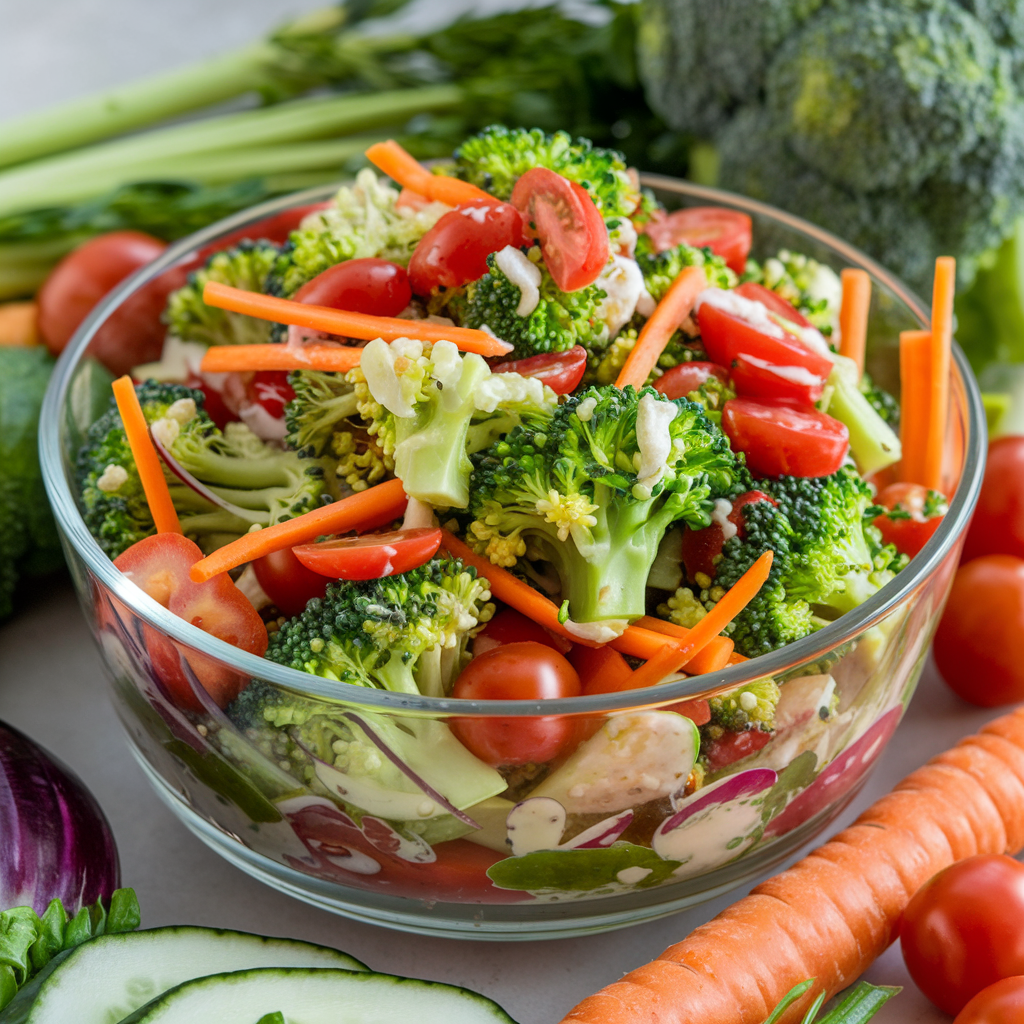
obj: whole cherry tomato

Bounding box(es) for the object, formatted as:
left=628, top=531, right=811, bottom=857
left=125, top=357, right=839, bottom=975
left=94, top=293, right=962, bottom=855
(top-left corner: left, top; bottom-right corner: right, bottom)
left=38, top=230, right=169, bottom=371
left=114, top=533, right=267, bottom=710
left=452, top=641, right=581, bottom=766
left=473, top=608, right=570, bottom=657
left=408, top=201, right=527, bottom=295
left=722, top=398, right=849, bottom=477
left=643, top=207, right=752, bottom=275
left=873, top=481, right=946, bottom=557
left=511, top=167, right=609, bottom=292
left=654, top=361, right=728, bottom=400
left=955, top=977, right=1024, bottom=1024
left=962, top=436, right=1024, bottom=563
left=292, top=528, right=442, bottom=581
left=294, top=257, right=411, bottom=317
left=900, top=855, right=1024, bottom=1015
left=492, top=346, right=587, bottom=395
left=933, top=555, right=1024, bottom=707
left=252, top=546, right=328, bottom=619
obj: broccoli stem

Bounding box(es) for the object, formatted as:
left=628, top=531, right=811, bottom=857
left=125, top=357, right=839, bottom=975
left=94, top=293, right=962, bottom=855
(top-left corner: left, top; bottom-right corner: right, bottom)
left=826, top=356, right=902, bottom=476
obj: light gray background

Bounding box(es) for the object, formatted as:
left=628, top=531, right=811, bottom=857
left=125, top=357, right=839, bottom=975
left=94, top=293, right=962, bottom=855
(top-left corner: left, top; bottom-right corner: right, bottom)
left=0, top=4, right=992, bottom=1020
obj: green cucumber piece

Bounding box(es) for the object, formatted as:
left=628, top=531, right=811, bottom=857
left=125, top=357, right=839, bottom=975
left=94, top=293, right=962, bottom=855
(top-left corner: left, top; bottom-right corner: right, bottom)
left=116, top=968, right=517, bottom=1024
left=0, top=927, right=365, bottom=1024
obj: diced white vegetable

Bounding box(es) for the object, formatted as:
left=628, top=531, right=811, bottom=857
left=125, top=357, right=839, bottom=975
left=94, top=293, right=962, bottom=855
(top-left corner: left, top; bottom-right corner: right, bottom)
left=634, top=392, right=678, bottom=495
left=596, top=255, right=645, bottom=337
left=494, top=245, right=542, bottom=317
left=711, top=497, right=737, bottom=542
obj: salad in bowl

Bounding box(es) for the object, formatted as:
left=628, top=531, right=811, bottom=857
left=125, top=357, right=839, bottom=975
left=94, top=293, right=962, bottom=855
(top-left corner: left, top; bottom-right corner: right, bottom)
left=42, top=126, right=983, bottom=938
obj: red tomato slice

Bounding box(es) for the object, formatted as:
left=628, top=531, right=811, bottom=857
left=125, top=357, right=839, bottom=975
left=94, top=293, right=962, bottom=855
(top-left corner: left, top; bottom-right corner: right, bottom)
left=252, top=546, right=328, bottom=618
left=408, top=201, right=526, bottom=295
left=114, top=533, right=267, bottom=710
left=452, top=641, right=582, bottom=766
left=511, top=167, right=609, bottom=292
left=474, top=608, right=571, bottom=657
left=492, top=346, right=587, bottom=395
left=680, top=490, right=775, bottom=579
left=697, top=299, right=833, bottom=381
left=643, top=207, right=752, bottom=275
left=292, top=528, right=442, bottom=580
left=722, top=398, right=849, bottom=477
left=734, top=281, right=812, bottom=328
left=729, top=352, right=825, bottom=406
left=294, top=258, right=412, bottom=318
left=654, top=361, right=728, bottom=400
left=873, top=482, right=945, bottom=557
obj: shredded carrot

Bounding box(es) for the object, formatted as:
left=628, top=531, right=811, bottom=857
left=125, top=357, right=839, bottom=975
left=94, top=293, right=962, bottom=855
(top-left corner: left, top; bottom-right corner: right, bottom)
left=560, top=704, right=1024, bottom=1024
left=838, top=269, right=871, bottom=375
left=365, top=139, right=494, bottom=207
left=636, top=616, right=738, bottom=674
left=199, top=343, right=362, bottom=374
left=201, top=281, right=512, bottom=358
left=899, top=329, right=932, bottom=486
left=616, top=266, right=707, bottom=389
left=189, top=478, right=408, bottom=583
left=926, top=257, right=955, bottom=491
left=0, top=301, right=38, bottom=346
left=111, top=376, right=182, bottom=536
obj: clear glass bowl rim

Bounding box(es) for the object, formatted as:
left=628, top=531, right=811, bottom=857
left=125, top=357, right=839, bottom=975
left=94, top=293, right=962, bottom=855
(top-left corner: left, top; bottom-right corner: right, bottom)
left=39, top=174, right=987, bottom=717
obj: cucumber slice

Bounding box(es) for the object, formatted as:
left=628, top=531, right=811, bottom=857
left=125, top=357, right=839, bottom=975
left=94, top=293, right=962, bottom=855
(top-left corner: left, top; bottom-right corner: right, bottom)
left=116, top=968, right=517, bottom=1024
left=0, top=927, right=366, bottom=1024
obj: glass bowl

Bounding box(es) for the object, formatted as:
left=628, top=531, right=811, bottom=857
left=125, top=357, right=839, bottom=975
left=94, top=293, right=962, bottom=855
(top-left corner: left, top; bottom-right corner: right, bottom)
left=40, top=176, right=985, bottom=940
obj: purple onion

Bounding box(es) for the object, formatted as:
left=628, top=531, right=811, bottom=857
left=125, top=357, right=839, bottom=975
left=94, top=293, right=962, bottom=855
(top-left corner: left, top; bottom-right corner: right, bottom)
left=0, top=720, right=120, bottom=916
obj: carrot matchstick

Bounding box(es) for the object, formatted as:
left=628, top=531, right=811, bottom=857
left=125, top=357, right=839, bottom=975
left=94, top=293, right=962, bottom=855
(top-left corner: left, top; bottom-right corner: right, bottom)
left=189, top=478, right=408, bottom=583
left=111, top=375, right=182, bottom=536
left=616, top=265, right=707, bottom=389
left=199, top=343, right=362, bottom=374
left=838, top=268, right=872, bottom=374
left=925, top=256, right=956, bottom=491
left=365, top=139, right=494, bottom=207
left=899, top=329, right=932, bottom=486
left=201, top=281, right=512, bottom=357
left=561, top=703, right=1024, bottom=1024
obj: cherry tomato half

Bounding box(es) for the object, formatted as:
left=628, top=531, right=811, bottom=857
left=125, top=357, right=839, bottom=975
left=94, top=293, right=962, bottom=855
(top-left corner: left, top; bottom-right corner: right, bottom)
left=729, top=352, right=825, bottom=407
left=697, top=300, right=833, bottom=383
left=408, top=201, right=526, bottom=295
left=722, top=398, right=849, bottom=477
left=294, top=257, right=411, bottom=318
left=901, top=855, right=1024, bottom=1016
left=654, top=361, right=728, bottom=400
left=955, top=978, right=1024, bottom=1024
left=452, top=642, right=581, bottom=766
left=734, top=281, right=811, bottom=328
left=643, top=207, right=752, bottom=275
left=38, top=230, right=169, bottom=371
left=114, top=533, right=267, bottom=710
left=873, top=482, right=945, bottom=557
left=933, top=555, right=1024, bottom=707
left=492, top=346, right=587, bottom=395
left=249, top=370, right=295, bottom=421
left=680, top=490, right=775, bottom=579
left=292, top=528, right=442, bottom=581
left=962, top=436, right=1024, bottom=563
left=474, top=608, right=570, bottom=657
left=252, top=546, right=328, bottom=618
left=511, top=167, right=609, bottom=292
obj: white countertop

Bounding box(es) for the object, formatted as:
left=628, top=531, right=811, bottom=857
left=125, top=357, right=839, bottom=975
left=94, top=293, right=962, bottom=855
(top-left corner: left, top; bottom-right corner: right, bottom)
left=0, top=4, right=1000, bottom=1019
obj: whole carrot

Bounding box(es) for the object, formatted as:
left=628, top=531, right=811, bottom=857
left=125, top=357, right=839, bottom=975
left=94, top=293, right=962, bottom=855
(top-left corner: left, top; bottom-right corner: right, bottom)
left=560, top=704, right=1024, bottom=1024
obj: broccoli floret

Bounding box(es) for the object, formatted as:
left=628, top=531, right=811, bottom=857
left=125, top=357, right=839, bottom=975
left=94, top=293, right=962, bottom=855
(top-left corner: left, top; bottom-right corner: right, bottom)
left=266, top=169, right=448, bottom=297
left=708, top=678, right=781, bottom=733
left=447, top=247, right=610, bottom=360
left=860, top=372, right=900, bottom=429
left=634, top=234, right=736, bottom=299
left=347, top=337, right=556, bottom=509
left=742, top=248, right=842, bottom=336
left=265, top=556, right=494, bottom=696
left=163, top=240, right=282, bottom=347
left=464, top=385, right=737, bottom=625
left=76, top=381, right=333, bottom=559
left=452, top=125, right=640, bottom=218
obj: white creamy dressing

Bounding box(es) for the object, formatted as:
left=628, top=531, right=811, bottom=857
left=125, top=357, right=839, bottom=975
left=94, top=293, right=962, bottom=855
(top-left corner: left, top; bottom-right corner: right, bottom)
left=459, top=204, right=493, bottom=225
left=695, top=287, right=784, bottom=338
left=738, top=352, right=825, bottom=386
left=505, top=797, right=566, bottom=856
left=711, top=498, right=737, bottom=542
left=634, top=392, right=678, bottom=496
left=595, top=255, right=646, bottom=337
left=494, top=246, right=542, bottom=317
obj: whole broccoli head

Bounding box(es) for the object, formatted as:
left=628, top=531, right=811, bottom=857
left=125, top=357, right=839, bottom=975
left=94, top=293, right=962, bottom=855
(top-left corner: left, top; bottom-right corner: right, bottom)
left=265, top=556, right=494, bottom=696
left=452, top=125, right=640, bottom=218
left=465, top=384, right=737, bottom=625
left=347, top=337, right=556, bottom=509
left=77, top=381, right=333, bottom=558
left=163, top=240, right=282, bottom=347
left=266, top=169, right=448, bottom=298
left=447, top=247, right=611, bottom=360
